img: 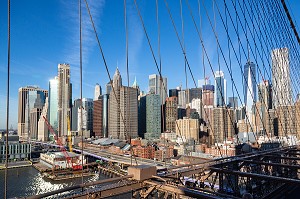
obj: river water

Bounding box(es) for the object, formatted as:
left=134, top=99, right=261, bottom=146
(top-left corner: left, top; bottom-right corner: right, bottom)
left=0, top=167, right=130, bottom=198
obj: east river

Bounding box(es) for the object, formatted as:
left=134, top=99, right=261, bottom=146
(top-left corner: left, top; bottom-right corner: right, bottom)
left=0, top=166, right=130, bottom=198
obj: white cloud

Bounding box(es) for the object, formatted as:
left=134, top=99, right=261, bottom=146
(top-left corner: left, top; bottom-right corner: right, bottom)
left=60, top=0, right=105, bottom=90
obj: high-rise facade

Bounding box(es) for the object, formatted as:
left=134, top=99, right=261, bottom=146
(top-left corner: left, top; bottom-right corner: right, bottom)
left=94, top=83, right=102, bottom=100
left=102, top=94, right=109, bottom=138
left=108, top=68, right=138, bottom=140
left=149, top=74, right=167, bottom=104
left=106, top=80, right=112, bottom=95
left=186, top=88, right=202, bottom=103
left=202, top=85, right=214, bottom=106
left=93, top=98, right=103, bottom=137
left=145, top=94, right=161, bottom=140
left=176, top=118, right=199, bottom=142
left=71, top=99, right=81, bottom=131
left=277, top=105, right=296, bottom=137
left=244, top=61, right=256, bottom=106
left=214, top=71, right=227, bottom=107
left=228, top=97, right=238, bottom=109
left=212, top=107, right=234, bottom=143
left=178, top=90, right=186, bottom=108
left=78, top=98, right=93, bottom=137
left=138, top=96, right=147, bottom=138
left=57, top=63, right=71, bottom=137
left=165, top=97, right=178, bottom=132
left=272, top=47, right=292, bottom=107
left=38, top=97, right=49, bottom=141
left=169, top=89, right=179, bottom=98
left=18, top=86, right=48, bottom=140
left=48, top=77, right=59, bottom=133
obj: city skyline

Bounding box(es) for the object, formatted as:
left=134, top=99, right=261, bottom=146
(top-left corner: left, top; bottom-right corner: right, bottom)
left=0, top=0, right=299, bottom=129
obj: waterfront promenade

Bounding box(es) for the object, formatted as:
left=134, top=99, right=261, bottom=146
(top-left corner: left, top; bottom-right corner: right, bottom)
left=0, top=160, right=32, bottom=170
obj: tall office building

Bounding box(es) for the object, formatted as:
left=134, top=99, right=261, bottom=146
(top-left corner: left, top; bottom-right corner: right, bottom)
left=214, top=71, right=227, bottom=107
left=93, top=97, right=103, bottom=137
left=149, top=74, right=167, bottom=104
left=277, top=105, right=296, bottom=137
left=272, top=47, right=292, bottom=107
left=228, top=97, right=238, bottom=109
left=106, top=80, right=113, bottom=95
left=38, top=97, right=49, bottom=141
left=178, top=90, right=186, bottom=108
left=138, top=96, right=147, bottom=138
left=71, top=99, right=81, bottom=131
left=108, top=68, right=138, bottom=140
left=57, top=63, right=71, bottom=137
left=202, top=85, right=214, bottom=106
left=165, top=97, right=178, bottom=132
left=186, top=88, right=202, bottom=103
left=191, top=98, right=202, bottom=118
left=145, top=94, right=161, bottom=140
left=94, top=83, right=102, bottom=100
left=169, top=89, right=179, bottom=98
left=48, top=77, right=59, bottom=133
left=244, top=61, right=256, bottom=105
left=212, top=107, right=234, bottom=143
left=18, top=86, right=48, bottom=140
left=245, top=64, right=256, bottom=124
left=176, top=118, right=199, bottom=142
left=78, top=98, right=93, bottom=137
left=102, top=94, right=109, bottom=138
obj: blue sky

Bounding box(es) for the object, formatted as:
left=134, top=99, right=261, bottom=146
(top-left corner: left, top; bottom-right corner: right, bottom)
left=0, top=0, right=299, bottom=129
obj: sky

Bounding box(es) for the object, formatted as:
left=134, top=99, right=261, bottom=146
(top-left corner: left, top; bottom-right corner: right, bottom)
left=0, top=0, right=299, bottom=129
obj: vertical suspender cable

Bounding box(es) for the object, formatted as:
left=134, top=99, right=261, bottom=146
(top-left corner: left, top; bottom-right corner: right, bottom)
left=123, top=0, right=132, bottom=166
left=5, top=0, right=11, bottom=198
left=155, top=0, right=166, bottom=166
left=79, top=0, right=84, bottom=189
left=179, top=0, right=188, bottom=90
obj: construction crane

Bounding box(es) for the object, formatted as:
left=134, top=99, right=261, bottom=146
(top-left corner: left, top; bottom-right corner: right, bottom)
left=42, top=116, right=82, bottom=170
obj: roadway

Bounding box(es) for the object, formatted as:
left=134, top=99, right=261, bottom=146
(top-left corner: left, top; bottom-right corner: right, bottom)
left=77, top=146, right=172, bottom=168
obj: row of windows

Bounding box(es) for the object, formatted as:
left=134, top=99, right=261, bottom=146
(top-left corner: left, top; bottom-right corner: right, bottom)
left=0, top=144, right=31, bottom=155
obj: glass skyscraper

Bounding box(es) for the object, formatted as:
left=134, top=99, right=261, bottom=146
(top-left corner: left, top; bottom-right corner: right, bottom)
left=244, top=61, right=257, bottom=106
left=214, top=71, right=226, bottom=107
left=48, top=77, right=58, bottom=133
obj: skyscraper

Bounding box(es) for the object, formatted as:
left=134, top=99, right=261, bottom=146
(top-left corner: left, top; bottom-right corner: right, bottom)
left=186, top=88, right=202, bottom=103
left=272, top=47, right=292, bottom=107
left=108, top=68, right=138, bottom=140
left=71, top=99, right=81, bottom=131
left=212, top=107, right=234, bottom=143
left=138, top=96, right=147, bottom=138
left=78, top=98, right=93, bottom=137
left=228, top=97, right=238, bottom=109
left=94, top=83, right=102, bottom=100
left=145, top=94, right=161, bottom=140
left=18, top=86, right=48, bottom=140
left=244, top=61, right=256, bottom=105
left=149, top=74, right=167, bottom=104
left=165, top=97, right=178, bottom=132
left=178, top=90, right=186, bottom=108
left=57, top=63, right=71, bottom=137
left=102, top=94, right=109, bottom=138
left=48, top=77, right=59, bottom=133
left=214, top=71, right=226, bottom=107
left=93, top=97, right=103, bottom=137
left=106, top=80, right=112, bottom=95
left=169, top=88, right=179, bottom=98
left=38, top=97, right=49, bottom=141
